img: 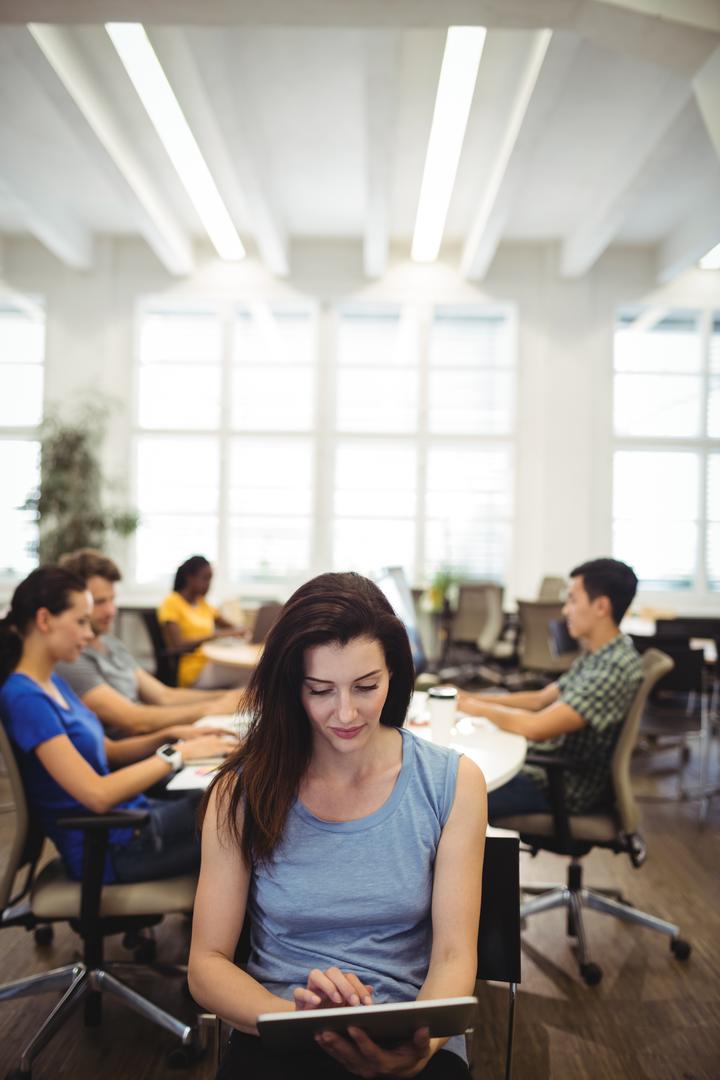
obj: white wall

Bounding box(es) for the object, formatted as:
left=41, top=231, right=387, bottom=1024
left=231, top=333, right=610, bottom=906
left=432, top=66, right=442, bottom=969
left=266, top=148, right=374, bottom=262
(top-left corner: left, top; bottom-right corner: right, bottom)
left=3, top=234, right=720, bottom=611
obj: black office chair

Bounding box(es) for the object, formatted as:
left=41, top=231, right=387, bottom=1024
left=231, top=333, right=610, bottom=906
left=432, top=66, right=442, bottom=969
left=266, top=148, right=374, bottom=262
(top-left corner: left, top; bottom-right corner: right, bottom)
left=0, top=724, right=202, bottom=1078
left=211, top=835, right=521, bottom=1079
left=140, top=608, right=179, bottom=686
left=473, top=835, right=521, bottom=1080
left=493, top=649, right=691, bottom=986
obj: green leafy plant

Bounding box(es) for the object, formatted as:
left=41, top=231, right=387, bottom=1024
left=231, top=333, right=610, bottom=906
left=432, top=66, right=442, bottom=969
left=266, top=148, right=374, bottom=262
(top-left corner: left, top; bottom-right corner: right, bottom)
left=22, top=402, right=139, bottom=564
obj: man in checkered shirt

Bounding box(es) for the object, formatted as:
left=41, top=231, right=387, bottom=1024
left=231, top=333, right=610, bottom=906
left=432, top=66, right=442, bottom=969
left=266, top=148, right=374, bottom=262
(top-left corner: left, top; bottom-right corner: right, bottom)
left=457, top=558, right=643, bottom=820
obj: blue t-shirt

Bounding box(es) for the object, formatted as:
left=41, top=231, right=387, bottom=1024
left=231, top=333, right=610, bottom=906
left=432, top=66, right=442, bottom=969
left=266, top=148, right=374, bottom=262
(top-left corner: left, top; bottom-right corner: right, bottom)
left=246, top=727, right=466, bottom=1062
left=0, top=672, right=147, bottom=882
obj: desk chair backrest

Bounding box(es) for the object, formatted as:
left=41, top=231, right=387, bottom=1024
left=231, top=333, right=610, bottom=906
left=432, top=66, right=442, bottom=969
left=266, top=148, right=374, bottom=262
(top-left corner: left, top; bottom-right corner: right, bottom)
left=0, top=722, right=42, bottom=912
left=452, top=583, right=504, bottom=653
left=517, top=600, right=578, bottom=673
left=477, top=836, right=521, bottom=984
left=611, top=648, right=674, bottom=834
left=251, top=602, right=283, bottom=644
left=141, top=609, right=178, bottom=686
left=537, top=575, right=565, bottom=602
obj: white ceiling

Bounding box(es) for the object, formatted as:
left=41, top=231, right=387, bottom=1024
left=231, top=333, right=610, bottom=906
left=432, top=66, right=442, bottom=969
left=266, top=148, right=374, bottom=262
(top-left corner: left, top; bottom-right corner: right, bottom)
left=0, top=0, right=719, bottom=282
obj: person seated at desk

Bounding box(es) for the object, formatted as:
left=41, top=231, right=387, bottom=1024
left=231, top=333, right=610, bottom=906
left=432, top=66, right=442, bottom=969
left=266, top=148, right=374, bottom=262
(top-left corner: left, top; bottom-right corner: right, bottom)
left=0, top=567, right=234, bottom=884
left=456, top=558, right=642, bottom=823
left=55, top=549, right=239, bottom=738
left=189, top=571, right=487, bottom=1079
left=159, top=555, right=246, bottom=689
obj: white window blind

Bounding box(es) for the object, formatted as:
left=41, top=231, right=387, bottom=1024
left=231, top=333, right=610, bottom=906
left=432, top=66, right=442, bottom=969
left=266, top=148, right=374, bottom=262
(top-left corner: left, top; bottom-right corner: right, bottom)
left=0, top=304, right=44, bottom=428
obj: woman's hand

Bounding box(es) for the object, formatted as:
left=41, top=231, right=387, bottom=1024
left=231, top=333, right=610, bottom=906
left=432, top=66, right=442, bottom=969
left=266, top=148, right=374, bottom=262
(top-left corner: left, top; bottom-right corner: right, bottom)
left=178, top=734, right=237, bottom=762
left=293, top=967, right=373, bottom=1011
left=164, top=724, right=232, bottom=742
left=316, top=1025, right=434, bottom=1078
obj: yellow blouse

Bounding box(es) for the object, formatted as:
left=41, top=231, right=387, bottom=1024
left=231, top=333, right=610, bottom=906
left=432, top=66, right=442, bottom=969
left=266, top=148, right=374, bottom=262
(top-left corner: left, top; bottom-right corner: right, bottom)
left=157, top=591, right=219, bottom=687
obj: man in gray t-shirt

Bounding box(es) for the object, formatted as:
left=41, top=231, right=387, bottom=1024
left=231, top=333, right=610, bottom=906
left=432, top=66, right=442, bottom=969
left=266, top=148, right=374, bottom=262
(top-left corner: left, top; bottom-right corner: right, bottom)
left=57, top=549, right=240, bottom=738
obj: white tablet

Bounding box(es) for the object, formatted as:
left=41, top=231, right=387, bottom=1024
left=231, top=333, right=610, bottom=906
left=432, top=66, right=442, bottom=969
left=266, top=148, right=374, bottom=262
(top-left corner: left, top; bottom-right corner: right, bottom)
left=257, top=996, right=478, bottom=1052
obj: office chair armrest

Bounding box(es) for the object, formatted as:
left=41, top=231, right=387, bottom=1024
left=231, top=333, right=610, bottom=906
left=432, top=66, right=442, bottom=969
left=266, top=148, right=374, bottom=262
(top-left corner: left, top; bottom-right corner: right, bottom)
left=524, top=751, right=580, bottom=771
left=55, top=809, right=151, bottom=831
left=522, top=752, right=589, bottom=848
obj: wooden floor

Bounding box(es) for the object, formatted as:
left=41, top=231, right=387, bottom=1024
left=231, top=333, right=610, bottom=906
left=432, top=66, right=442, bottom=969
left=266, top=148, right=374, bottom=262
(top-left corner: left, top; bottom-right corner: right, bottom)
left=1, top=744, right=718, bottom=1080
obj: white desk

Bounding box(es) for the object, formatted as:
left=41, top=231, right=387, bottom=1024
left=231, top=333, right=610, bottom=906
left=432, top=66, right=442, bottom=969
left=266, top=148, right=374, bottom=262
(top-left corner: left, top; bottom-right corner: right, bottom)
left=168, top=693, right=527, bottom=794
left=202, top=640, right=263, bottom=670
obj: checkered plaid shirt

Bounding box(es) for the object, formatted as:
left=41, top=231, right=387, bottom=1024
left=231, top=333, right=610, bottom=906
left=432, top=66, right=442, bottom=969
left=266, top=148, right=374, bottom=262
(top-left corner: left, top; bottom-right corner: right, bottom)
left=523, top=634, right=643, bottom=813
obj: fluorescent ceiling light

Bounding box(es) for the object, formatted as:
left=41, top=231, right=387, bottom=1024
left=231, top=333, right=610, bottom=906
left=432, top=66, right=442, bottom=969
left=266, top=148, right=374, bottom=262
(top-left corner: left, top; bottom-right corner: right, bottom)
left=106, top=22, right=245, bottom=261
left=411, top=26, right=487, bottom=263
left=699, top=241, right=720, bottom=270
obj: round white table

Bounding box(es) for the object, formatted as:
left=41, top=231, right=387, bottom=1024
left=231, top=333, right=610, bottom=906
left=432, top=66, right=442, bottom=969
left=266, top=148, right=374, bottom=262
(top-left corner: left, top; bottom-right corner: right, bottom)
left=170, top=690, right=527, bottom=793
left=407, top=692, right=527, bottom=793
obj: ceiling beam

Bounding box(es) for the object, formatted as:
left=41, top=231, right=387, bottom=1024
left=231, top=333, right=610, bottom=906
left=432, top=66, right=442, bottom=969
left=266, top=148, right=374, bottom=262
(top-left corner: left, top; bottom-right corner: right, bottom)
left=593, top=0, right=720, bottom=35
left=460, top=29, right=553, bottom=281
left=0, top=176, right=93, bottom=269
left=693, top=46, right=720, bottom=162
left=656, top=181, right=720, bottom=282
left=559, top=72, right=693, bottom=278
left=26, top=23, right=194, bottom=276
left=180, top=28, right=288, bottom=276
left=364, top=30, right=397, bottom=278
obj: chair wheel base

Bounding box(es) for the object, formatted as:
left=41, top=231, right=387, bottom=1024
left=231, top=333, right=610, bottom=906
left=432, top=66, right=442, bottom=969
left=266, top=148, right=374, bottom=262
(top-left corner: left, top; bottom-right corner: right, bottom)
left=671, top=938, right=691, bottom=960
left=33, top=925, right=54, bottom=946
left=167, top=1038, right=205, bottom=1069
left=580, top=962, right=603, bottom=986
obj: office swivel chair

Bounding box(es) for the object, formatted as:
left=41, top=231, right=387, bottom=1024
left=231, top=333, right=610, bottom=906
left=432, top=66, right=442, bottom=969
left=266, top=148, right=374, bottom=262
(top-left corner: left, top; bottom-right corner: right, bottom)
left=0, top=725, right=202, bottom=1078
left=516, top=601, right=578, bottom=677
left=140, top=608, right=179, bottom=686
left=492, top=649, right=691, bottom=986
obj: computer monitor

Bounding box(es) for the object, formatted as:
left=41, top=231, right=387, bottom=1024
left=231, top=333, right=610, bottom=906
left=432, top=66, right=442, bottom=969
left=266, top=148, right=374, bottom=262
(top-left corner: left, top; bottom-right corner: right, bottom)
left=373, top=566, right=428, bottom=675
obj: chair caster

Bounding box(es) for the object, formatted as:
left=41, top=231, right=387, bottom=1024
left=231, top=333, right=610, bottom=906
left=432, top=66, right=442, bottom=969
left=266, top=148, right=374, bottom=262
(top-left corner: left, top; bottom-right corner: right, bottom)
left=671, top=938, right=691, bottom=960
left=580, top=962, right=603, bottom=986
left=167, top=1036, right=205, bottom=1069
left=33, top=925, right=54, bottom=946
left=122, top=930, right=157, bottom=964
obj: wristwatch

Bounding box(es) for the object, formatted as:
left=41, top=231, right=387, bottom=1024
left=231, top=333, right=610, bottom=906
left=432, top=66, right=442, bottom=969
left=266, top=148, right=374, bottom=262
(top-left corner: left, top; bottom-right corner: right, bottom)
left=156, top=743, right=183, bottom=775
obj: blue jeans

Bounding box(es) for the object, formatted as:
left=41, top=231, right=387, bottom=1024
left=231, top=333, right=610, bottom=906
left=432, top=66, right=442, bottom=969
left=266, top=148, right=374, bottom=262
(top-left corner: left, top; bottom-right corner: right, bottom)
left=487, top=772, right=551, bottom=823
left=111, top=794, right=201, bottom=883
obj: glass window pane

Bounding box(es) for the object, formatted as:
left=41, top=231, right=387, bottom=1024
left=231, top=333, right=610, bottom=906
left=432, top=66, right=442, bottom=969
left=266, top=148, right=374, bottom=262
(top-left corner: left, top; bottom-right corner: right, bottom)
left=614, top=374, right=701, bottom=437
left=338, top=310, right=415, bottom=368
left=428, top=370, right=513, bottom=435
left=0, top=312, right=44, bottom=364
left=425, top=446, right=512, bottom=579
left=613, top=519, right=696, bottom=589
left=430, top=311, right=511, bottom=368
left=708, top=375, right=720, bottom=438
left=136, top=437, right=219, bottom=514
left=0, top=440, right=39, bottom=576
left=138, top=364, right=221, bottom=429
left=708, top=523, right=720, bottom=591
left=613, top=452, right=698, bottom=587
left=228, top=438, right=312, bottom=515
left=231, top=366, right=315, bottom=431
left=708, top=454, right=720, bottom=522
left=0, top=366, right=44, bottom=426
left=335, top=443, right=416, bottom=517
left=140, top=311, right=221, bottom=364
left=613, top=451, right=698, bottom=521
left=709, top=317, right=720, bottom=373
left=614, top=318, right=701, bottom=373
left=235, top=310, right=314, bottom=366
left=337, top=368, right=418, bottom=432
left=228, top=516, right=311, bottom=582
left=333, top=518, right=415, bottom=578
left=135, top=515, right=218, bottom=585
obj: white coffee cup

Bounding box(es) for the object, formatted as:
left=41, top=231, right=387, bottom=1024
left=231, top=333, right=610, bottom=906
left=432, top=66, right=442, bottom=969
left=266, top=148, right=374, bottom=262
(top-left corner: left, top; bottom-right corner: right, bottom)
left=427, top=685, right=457, bottom=745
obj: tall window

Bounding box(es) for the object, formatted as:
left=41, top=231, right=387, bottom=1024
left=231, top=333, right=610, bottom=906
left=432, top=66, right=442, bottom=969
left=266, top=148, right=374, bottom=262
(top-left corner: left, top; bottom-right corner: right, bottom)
left=0, top=301, right=44, bottom=578
left=612, top=309, right=719, bottom=592
left=133, top=301, right=514, bottom=589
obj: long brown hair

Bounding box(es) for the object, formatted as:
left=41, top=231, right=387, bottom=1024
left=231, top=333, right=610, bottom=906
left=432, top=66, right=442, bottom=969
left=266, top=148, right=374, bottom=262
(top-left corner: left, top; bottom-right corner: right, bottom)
left=204, top=572, right=415, bottom=864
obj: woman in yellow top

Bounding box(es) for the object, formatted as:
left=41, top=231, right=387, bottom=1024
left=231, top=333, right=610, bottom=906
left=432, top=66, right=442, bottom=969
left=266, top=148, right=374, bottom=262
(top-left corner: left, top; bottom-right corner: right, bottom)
left=158, top=556, right=245, bottom=688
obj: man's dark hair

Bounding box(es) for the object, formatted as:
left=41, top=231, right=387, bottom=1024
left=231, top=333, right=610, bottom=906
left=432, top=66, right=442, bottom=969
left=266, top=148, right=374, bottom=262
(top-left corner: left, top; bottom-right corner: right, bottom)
left=570, top=558, right=638, bottom=626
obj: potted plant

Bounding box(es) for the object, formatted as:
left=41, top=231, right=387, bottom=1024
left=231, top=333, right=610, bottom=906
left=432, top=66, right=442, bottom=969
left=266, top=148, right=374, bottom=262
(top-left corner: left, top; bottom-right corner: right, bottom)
left=23, top=401, right=139, bottom=564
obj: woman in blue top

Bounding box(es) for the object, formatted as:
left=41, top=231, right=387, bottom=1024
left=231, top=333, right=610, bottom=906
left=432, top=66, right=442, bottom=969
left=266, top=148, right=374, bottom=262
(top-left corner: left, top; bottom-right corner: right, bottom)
left=189, top=572, right=487, bottom=1079
left=0, top=566, right=233, bottom=884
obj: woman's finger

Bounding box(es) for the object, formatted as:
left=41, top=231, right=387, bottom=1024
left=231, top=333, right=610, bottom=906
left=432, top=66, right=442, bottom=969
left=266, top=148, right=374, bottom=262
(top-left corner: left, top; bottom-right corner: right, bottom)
left=292, top=987, right=322, bottom=1009
left=306, top=968, right=343, bottom=1004
left=344, top=972, right=373, bottom=1006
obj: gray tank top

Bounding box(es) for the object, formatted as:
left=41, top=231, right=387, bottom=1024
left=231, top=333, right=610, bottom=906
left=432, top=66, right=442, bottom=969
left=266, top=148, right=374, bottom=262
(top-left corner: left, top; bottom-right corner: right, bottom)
left=246, top=727, right=466, bottom=1061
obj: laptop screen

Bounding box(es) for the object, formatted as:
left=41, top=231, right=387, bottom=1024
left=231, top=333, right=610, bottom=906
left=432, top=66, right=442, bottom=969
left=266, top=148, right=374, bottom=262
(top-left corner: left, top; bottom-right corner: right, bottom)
left=374, top=566, right=427, bottom=675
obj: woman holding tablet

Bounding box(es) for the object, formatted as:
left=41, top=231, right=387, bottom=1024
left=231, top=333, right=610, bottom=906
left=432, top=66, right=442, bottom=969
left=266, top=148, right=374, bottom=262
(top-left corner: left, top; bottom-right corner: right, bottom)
left=189, top=572, right=487, bottom=1078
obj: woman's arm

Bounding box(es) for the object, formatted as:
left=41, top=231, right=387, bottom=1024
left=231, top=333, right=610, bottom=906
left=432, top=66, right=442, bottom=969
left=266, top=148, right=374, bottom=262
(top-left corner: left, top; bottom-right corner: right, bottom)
left=34, top=732, right=235, bottom=814
left=162, top=620, right=243, bottom=654
left=104, top=729, right=234, bottom=768
left=188, top=784, right=295, bottom=1033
